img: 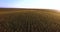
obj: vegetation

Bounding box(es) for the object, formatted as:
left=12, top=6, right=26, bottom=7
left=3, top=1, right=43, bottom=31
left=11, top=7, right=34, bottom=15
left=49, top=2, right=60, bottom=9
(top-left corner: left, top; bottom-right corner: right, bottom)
left=0, top=8, right=60, bottom=32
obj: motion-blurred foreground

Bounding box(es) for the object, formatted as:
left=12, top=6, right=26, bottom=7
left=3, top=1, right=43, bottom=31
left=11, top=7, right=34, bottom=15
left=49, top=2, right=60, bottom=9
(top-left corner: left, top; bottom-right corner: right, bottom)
left=0, top=8, right=60, bottom=32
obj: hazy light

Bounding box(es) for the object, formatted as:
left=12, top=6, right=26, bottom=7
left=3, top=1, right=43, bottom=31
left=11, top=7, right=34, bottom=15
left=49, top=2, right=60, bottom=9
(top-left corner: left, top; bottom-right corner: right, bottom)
left=0, top=0, right=60, bottom=11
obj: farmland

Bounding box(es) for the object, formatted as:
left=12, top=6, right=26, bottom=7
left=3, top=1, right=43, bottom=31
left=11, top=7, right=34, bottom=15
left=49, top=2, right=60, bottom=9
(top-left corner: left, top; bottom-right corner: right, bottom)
left=0, top=8, right=60, bottom=32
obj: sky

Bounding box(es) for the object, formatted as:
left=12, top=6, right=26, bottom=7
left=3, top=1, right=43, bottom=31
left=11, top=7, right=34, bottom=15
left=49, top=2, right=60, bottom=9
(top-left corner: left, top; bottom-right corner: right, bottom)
left=0, top=0, right=60, bottom=11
